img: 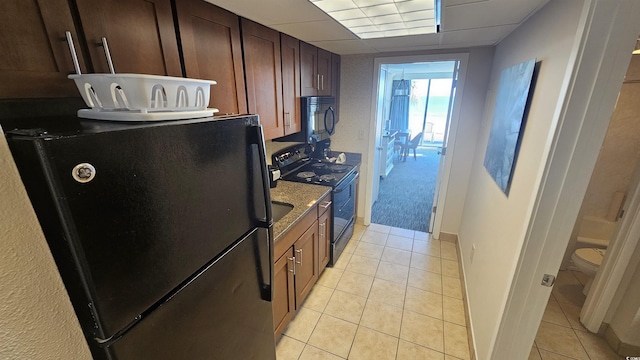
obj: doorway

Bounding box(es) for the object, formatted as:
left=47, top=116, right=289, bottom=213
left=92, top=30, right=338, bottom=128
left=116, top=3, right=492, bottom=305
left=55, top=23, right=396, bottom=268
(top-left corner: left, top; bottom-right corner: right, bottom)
left=365, top=54, right=467, bottom=238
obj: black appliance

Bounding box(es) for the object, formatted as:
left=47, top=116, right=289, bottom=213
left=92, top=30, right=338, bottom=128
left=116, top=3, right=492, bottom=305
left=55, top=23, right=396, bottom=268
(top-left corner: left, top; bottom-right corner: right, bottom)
left=274, top=96, right=336, bottom=144
left=6, top=115, right=276, bottom=360
left=272, top=143, right=358, bottom=266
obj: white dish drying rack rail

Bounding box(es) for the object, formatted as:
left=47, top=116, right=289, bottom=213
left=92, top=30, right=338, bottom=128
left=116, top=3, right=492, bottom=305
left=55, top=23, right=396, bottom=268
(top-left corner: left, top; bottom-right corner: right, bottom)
left=65, top=32, right=217, bottom=121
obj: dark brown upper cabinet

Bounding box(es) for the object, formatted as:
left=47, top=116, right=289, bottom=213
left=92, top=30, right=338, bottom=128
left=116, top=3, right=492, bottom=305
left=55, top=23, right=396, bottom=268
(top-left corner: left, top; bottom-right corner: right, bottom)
left=280, top=34, right=301, bottom=136
left=300, top=42, right=332, bottom=97
left=0, top=0, right=88, bottom=98
left=241, top=19, right=284, bottom=141
left=75, top=0, right=182, bottom=76
left=331, top=53, right=341, bottom=121
left=317, top=48, right=332, bottom=96
left=175, top=0, right=247, bottom=115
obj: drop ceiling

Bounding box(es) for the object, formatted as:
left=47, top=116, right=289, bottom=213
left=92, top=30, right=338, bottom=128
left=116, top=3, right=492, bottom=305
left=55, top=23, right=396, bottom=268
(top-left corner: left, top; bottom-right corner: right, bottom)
left=205, top=0, right=551, bottom=55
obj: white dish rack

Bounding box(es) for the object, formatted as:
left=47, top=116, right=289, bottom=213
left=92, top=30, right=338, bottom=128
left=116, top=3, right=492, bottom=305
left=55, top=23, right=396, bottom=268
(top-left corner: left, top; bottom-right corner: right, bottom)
left=66, top=32, right=218, bottom=121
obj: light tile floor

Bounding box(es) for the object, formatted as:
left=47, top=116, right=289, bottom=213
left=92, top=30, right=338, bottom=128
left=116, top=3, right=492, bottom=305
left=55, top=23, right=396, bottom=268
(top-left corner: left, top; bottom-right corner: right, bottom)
left=530, top=270, right=621, bottom=360
left=276, top=223, right=472, bottom=360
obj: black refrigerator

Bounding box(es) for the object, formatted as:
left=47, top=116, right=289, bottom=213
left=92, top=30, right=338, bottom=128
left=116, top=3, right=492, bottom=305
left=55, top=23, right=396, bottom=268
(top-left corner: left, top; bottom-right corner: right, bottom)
left=6, top=115, right=276, bottom=360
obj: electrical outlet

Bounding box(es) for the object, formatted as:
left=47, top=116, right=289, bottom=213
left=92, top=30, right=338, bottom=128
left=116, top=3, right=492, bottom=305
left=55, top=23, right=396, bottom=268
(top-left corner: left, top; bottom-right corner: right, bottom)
left=471, top=244, right=476, bottom=263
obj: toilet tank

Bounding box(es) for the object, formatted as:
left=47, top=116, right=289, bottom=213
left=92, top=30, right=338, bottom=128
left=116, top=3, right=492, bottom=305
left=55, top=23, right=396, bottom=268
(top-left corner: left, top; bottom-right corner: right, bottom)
left=576, top=215, right=617, bottom=248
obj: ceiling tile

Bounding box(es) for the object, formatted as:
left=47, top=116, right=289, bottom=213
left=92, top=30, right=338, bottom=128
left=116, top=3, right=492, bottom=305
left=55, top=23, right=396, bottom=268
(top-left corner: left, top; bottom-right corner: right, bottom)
left=365, top=32, right=440, bottom=50
left=440, top=24, right=517, bottom=44
left=310, top=39, right=379, bottom=53
left=442, top=0, right=550, bottom=31
left=205, top=0, right=326, bottom=25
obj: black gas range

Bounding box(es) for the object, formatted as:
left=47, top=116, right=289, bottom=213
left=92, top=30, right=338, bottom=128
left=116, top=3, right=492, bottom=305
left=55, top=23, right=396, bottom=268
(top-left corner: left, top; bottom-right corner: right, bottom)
left=273, top=143, right=359, bottom=266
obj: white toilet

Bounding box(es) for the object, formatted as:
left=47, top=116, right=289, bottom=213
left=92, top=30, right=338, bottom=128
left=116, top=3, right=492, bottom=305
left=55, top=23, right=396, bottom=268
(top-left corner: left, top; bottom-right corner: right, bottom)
left=571, top=248, right=606, bottom=295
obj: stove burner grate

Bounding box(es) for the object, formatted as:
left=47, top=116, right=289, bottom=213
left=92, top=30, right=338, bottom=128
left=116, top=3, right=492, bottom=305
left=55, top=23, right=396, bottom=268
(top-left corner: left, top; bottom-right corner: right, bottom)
left=328, top=164, right=349, bottom=172
left=319, top=174, right=337, bottom=182
left=296, top=171, right=316, bottom=179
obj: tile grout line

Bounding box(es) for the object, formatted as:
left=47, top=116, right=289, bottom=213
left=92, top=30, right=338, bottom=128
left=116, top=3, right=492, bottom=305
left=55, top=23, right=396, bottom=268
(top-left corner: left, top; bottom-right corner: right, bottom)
left=394, top=230, right=414, bottom=360
left=281, top=226, right=466, bottom=359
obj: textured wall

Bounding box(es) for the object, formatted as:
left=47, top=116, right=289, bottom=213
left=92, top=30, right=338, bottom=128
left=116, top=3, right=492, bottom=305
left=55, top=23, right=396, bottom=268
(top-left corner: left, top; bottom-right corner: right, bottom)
left=456, top=0, right=586, bottom=358
left=609, top=241, right=640, bottom=346
left=0, top=128, right=91, bottom=360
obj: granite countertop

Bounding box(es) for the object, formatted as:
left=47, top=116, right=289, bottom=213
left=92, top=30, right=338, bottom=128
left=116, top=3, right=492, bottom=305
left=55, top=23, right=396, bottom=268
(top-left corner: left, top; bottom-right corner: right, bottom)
left=270, top=181, right=331, bottom=241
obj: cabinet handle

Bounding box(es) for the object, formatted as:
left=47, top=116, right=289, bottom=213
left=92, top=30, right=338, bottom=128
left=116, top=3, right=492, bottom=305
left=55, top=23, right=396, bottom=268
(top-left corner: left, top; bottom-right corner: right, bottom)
left=288, top=257, right=296, bottom=275
left=320, top=201, right=332, bottom=209
left=317, top=74, right=320, bottom=90
left=284, top=112, right=291, bottom=127
left=100, top=37, right=116, bottom=74
left=295, top=249, right=303, bottom=267
left=321, top=75, right=324, bottom=91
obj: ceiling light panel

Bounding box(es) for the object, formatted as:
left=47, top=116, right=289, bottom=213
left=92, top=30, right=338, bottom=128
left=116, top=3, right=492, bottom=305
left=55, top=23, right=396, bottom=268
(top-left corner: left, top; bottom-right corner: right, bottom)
left=310, top=0, right=438, bottom=39
left=361, top=4, right=397, bottom=17
left=400, top=9, right=434, bottom=22
left=370, top=14, right=403, bottom=25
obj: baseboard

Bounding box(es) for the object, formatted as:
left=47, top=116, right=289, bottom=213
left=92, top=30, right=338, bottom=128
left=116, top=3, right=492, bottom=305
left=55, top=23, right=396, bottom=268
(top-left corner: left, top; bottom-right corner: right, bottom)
left=603, top=323, right=640, bottom=356
left=439, top=232, right=457, bottom=243
left=356, top=216, right=365, bottom=225
left=442, top=232, right=477, bottom=360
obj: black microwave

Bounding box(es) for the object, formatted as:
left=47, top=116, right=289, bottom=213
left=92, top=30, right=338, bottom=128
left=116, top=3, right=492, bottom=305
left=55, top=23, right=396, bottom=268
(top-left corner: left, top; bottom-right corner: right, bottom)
left=274, top=96, right=336, bottom=144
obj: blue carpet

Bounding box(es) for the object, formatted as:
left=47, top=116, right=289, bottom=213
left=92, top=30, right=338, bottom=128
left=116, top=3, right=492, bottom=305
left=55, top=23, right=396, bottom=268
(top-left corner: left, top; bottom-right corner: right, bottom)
left=371, top=147, right=439, bottom=232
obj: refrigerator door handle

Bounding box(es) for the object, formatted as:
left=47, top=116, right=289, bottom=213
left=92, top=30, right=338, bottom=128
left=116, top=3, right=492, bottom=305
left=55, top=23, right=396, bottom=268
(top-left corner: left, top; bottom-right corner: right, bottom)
left=250, top=124, right=273, bottom=228
left=250, top=125, right=274, bottom=302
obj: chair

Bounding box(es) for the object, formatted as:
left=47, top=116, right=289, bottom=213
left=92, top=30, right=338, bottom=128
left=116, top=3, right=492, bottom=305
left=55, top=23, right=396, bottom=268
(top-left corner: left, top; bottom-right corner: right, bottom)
left=403, top=133, right=423, bottom=161
left=424, top=122, right=434, bottom=143
left=393, top=131, right=411, bottom=162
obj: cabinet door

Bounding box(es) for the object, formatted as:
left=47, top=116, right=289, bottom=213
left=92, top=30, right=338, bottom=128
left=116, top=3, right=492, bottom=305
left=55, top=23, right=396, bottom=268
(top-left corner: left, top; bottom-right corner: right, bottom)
left=0, top=0, right=87, bottom=98
left=300, top=42, right=318, bottom=97
left=175, top=0, right=247, bottom=115
left=241, top=18, right=283, bottom=140
left=75, top=0, right=181, bottom=76
left=273, top=249, right=295, bottom=339
left=317, top=48, right=332, bottom=96
left=318, top=202, right=332, bottom=271
left=294, top=220, right=319, bottom=306
left=331, top=53, right=341, bottom=121
left=280, top=34, right=301, bottom=136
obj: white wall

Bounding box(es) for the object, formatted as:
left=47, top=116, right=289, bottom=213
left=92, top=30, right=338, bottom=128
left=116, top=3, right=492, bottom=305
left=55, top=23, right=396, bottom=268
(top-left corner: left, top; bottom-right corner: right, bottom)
left=456, top=1, right=586, bottom=358
left=331, top=47, right=494, bottom=233
left=609, top=240, right=640, bottom=347
left=0, top=128, right=92, bottom=360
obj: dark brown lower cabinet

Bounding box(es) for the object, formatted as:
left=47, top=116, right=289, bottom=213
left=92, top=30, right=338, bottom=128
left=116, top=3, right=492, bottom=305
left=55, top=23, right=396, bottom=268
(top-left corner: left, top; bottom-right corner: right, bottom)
left=273, top=248, right=295, bottom=338
left=273, top=198, right=332, bottom=340
left=293, top=221, right=320, bottom=304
